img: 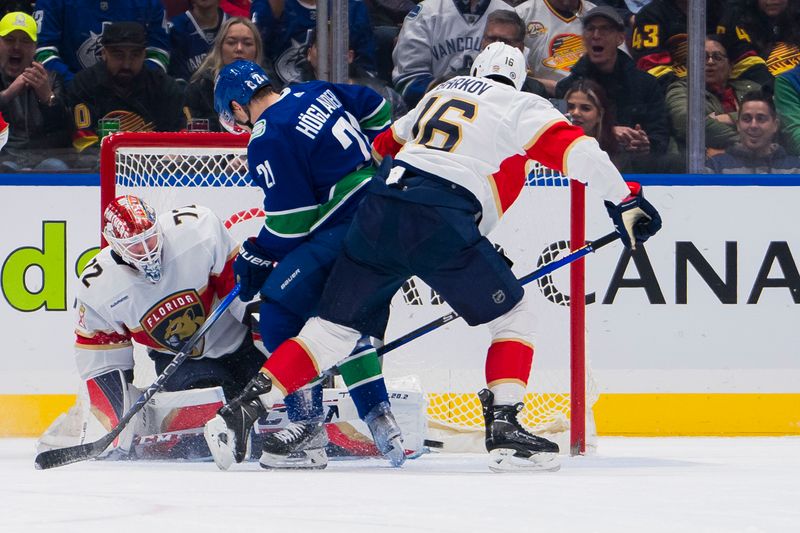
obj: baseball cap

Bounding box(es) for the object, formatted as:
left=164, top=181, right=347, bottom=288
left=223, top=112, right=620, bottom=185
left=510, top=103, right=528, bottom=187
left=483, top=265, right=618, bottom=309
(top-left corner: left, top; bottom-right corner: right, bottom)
left=99, top=21, right=147, bottom=48
left=581, top=6, right=626, bottom=30
left=0, top=12, right=37, bottom=42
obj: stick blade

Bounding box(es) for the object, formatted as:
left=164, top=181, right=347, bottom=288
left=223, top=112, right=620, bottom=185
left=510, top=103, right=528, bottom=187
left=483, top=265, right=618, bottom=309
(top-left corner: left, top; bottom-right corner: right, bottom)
left=34, top=437, right=111, bottom=470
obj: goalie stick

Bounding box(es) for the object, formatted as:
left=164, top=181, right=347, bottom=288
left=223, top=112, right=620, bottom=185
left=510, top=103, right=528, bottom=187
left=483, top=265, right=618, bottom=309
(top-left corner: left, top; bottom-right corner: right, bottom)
left=377, top=231, right=620, bottom=356
left=34, top=284, right=242, bottom=470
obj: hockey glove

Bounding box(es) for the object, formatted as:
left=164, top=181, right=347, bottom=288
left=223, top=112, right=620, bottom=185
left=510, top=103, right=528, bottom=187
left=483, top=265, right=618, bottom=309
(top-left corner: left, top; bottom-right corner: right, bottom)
left=604, top=182, right=662, bottom=250
left=233, top=237, right=274, bottom=301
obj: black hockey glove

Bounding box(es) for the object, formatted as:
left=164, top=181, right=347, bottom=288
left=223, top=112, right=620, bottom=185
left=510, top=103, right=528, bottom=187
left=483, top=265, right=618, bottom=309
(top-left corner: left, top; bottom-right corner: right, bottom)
left=233, top=237, right=274, bottom=301
left=604, top=182, right=662, bottom=250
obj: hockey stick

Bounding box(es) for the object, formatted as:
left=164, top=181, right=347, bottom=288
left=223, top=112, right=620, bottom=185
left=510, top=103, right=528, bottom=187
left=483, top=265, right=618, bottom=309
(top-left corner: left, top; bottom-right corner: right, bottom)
left=377, top=231, right=619, bottom=356
left=34, top=284, right=242, bottom=470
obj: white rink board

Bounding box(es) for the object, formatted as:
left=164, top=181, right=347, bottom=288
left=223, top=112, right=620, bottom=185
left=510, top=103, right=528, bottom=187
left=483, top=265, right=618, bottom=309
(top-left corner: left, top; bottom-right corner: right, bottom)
left=0, top=183, right=798, bottom=395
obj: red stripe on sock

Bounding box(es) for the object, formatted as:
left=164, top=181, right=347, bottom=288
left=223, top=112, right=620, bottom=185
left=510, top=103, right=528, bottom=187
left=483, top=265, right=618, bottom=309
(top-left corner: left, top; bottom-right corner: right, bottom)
left=485, top=340, right=533, bottom=386
left=262, top=339, right=320, bottom=395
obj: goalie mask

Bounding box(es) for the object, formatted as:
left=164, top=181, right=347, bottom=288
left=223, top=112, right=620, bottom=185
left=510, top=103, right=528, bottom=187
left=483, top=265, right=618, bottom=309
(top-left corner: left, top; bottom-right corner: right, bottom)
left=103, top=195, right=163, bottom=283
left=470, top=42, right=526, bottom=92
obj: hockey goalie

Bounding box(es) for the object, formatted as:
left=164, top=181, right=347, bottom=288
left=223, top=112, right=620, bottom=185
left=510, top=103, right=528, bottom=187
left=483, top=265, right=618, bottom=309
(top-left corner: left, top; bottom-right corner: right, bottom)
left=37, top=195, right=428, bottom=465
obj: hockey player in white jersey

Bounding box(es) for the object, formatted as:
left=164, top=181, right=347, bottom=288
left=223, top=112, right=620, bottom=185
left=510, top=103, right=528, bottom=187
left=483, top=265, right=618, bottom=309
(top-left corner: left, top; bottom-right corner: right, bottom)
left=38, top=195, right=265, bottom=460
left=205, top=42, right=662, bottom=472
left=392, top=0, right=509, bottom=107
left=515, top=0, right=595, bottom=95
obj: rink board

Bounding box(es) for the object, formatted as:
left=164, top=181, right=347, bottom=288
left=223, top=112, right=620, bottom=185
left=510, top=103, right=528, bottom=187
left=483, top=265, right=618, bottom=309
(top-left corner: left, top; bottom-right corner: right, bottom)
left=1, top=174, right=799, bottom=436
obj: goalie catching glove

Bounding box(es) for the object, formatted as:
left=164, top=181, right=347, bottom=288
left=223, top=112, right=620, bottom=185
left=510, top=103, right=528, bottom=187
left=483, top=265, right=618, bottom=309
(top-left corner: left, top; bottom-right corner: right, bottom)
left=233, top=237, right=275, bottom=301
left=605, top=182, right=662, bottom=250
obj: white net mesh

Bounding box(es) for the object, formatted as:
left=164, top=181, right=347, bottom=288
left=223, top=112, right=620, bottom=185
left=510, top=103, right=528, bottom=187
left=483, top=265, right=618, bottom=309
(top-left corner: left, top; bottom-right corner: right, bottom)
left=104, top=133, right=597, bottom=454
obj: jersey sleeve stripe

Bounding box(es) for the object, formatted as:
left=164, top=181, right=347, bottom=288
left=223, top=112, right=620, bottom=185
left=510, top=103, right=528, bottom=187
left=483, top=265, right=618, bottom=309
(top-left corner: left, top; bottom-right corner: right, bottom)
left=359, top=100, right=392, bottom=131
left=524, top=120, right=585, bottom=173
left=263, top=167, right=373, bottom=238
left=75, top=331, right=132, bottom=348
left=372, top=126, right=405, bottom=159
left=730, top=54, right=768, bottom=79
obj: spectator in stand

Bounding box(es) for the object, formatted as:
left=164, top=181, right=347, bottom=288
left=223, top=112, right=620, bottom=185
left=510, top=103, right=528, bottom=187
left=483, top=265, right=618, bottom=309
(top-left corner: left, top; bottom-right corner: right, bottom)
left=775, top=63, right=800, bottom=155
left=66, top=22, right=184, bottom=160
left=184, top=16, right=262, bottom=132
left=555, top=5, right=673, bottom=170
left=515, top=0, right=596, bottom=97
left=706, top=91, right=800, bottom=174
left=0, top=11, right=71, bottom=170
left=631, top=0, right=728, bottom=89
left=251, top=0, right=377, bottom=86
left=297, top=27, right=407, bottom=120
left=392, top=0, right=507, bottom=108
left=564, top=77, right=633, bottom=171
left=33, top=0, right=170, bottom=85
left=169, top=0, right=230, bottom=82
left=665, top=35, right=761, bottom=157
left=364, top=0, right=416, bottom=84
left=163, top=0, right=251, bottom=18
left=716, top=0, right=800, bottom=90
left=434, top=10, right=548, bottom=97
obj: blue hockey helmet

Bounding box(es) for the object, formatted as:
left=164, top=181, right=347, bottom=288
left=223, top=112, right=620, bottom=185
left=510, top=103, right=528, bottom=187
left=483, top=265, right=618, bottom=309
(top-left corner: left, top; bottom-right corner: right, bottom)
left=214, top=60, right=272, bottom=133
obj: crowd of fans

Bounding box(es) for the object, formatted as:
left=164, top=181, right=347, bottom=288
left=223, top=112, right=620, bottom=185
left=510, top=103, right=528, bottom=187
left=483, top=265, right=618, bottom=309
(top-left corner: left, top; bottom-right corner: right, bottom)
left=0, top=0, right=798, bottom=174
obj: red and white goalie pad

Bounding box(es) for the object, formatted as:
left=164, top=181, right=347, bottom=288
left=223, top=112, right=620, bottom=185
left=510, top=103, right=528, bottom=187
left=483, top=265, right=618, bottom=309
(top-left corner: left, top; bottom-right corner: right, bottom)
left=37, top=382, right=225, bottom=461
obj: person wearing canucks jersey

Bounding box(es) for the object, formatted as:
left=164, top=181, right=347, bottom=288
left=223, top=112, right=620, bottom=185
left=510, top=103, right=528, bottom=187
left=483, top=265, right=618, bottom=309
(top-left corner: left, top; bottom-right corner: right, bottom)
left=33, top=0, right=170, bottom=83
left=250, top=0, right=376, bottom=85
left=203, top=60, right=406, bottom=471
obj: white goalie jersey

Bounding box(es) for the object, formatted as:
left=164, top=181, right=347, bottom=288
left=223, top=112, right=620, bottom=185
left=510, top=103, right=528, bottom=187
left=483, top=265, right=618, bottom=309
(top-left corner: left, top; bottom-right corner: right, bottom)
left=515, top=0, right=595, bottom=82
left=74, top=205, right=248, bottom=381
left=374, top=75, right=630, bottom=235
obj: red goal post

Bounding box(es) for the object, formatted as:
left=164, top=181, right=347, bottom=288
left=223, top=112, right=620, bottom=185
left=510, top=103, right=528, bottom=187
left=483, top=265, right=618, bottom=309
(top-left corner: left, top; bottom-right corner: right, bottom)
left=99, top=131, right=594, bottom=455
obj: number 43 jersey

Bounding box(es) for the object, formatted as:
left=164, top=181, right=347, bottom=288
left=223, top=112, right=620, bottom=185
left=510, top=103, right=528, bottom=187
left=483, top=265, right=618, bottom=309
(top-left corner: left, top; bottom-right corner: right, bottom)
left=73, top=205, right=248, bottom=381
left=372, top=75, right=630, bottom=236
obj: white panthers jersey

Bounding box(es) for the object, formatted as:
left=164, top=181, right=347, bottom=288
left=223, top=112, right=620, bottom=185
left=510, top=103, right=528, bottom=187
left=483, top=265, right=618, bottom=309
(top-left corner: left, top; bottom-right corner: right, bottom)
left=515, top=0, right=595, bottom=81
left=74, top=205, right=248, bottom=380
left=392, top=0, right=509, bottom=90
left=383, top=75, right=630, bottom=235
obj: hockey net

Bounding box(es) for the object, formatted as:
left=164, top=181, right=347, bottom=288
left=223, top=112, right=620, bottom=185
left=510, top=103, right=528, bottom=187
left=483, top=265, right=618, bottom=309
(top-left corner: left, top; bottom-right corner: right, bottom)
left=100, top=131, right=598, bottom=455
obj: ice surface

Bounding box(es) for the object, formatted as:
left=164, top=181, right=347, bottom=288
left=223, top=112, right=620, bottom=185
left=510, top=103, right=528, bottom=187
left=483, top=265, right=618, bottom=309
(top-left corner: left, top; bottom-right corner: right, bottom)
left=3, top=437, right=799, bottom=532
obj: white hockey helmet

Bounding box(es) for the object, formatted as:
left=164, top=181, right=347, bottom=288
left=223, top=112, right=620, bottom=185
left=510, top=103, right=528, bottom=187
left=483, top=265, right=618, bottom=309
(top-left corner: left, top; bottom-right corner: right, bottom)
left=103, top=195, right=163, bottom=283
left=470, top=42, right=526, bottom=91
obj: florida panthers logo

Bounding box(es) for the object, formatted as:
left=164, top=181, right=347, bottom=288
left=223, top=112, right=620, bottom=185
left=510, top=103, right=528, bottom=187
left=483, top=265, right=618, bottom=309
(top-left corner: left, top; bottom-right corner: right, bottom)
left=141, top=289, right=206, bottom=356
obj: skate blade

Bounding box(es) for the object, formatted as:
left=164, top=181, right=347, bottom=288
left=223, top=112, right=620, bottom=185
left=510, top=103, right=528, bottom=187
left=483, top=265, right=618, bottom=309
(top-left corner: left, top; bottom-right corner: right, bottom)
left=383, top=436, right=407, bottom=468
left=203, top=415, right=237, bottom=471
left=488, top=448, right=561, bottom=473
left=260, top=448, right=328, bottom=470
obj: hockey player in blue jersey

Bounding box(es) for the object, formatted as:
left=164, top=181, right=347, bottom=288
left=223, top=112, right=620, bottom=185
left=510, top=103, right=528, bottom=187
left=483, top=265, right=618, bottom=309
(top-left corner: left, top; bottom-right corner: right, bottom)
left=33, top=0, right=170, bottom=83
left=203, top=60, right=405, bottom=470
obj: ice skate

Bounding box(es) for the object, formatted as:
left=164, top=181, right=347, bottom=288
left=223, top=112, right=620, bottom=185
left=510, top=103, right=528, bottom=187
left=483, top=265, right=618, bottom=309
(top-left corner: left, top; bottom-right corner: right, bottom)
left=204, top=373, right=272, bottom=470
left=479, top=389, right=560, bottom=473
left=365, top=401, right=406, bottom=467
left=259, top=417, right=329, bottom=470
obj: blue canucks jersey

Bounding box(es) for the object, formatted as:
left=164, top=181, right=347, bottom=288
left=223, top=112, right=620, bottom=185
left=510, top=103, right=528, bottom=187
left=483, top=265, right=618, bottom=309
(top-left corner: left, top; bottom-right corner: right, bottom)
left=34, top=0, right=170, bottom=83
left=247, top=80, right=391, bottom=259
left=251, top=0, right=377, bottom=84
left=169, top=9, right=229, bottom=81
